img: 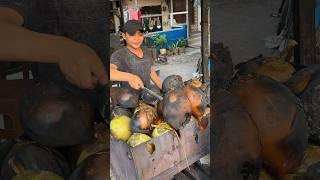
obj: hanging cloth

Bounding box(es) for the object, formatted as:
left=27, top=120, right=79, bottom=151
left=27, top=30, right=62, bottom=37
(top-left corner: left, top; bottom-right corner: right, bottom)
left=123, top=7, right=129, bottom=23
left=137, top=8, right=142, bottom=21
left=128, top=6, right=140, bottom=21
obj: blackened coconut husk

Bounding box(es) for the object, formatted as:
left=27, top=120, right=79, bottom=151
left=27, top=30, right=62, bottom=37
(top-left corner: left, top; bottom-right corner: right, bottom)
left=229, top=75, right=308, bottom=179
left=0, top=142, right=71, bottom=180
left=131, top=102, right=158, bottom=134
left=163, top=88, right=192, bottom=130
left=285, top=65, right=320, bottom=95
left=69, top=151, right=109, bottom=180
left=116, top=87, right=139, bottom=109
left=19, top=82, right=94, bottom=147
left=211, top=89, right=262, bottom=180
left=162, top=75, right=184, bottom=93
left=110, top=106, right=132, bottom=120
left=183, top=85, right=208, bottom=119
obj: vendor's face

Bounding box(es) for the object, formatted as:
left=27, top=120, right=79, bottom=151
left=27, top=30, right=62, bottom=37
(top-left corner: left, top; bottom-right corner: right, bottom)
left=123, top=31, right=144, bottom=49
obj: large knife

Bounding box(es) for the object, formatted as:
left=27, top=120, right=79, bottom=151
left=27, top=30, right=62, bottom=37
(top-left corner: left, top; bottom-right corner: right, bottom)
left=142, top=87, right=163, bottom=101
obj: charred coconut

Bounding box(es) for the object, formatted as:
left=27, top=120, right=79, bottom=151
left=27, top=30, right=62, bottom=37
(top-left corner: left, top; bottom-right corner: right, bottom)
left=211, top=89, right=262, bottom=180
left=19, top=82, right=94, bottom=147
left=229, top=75, right=308, bottom=179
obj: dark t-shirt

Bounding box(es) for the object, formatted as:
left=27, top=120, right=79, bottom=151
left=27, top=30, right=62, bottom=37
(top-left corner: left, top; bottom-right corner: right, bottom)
left=110, top=47, right=153, bottom=93
left=0, top=0, right=108, bottom=109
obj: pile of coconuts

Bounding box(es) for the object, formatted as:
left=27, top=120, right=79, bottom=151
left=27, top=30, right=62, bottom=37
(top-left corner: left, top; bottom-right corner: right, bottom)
left=211, top=41, right=320, bottom=180
left=110, top=74, right=210, bottom=152
left=0, top=82, right=109, bottom=180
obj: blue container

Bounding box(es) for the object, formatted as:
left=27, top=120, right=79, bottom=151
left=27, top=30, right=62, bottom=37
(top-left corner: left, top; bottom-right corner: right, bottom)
left=144, top=24, right=188, bottom=50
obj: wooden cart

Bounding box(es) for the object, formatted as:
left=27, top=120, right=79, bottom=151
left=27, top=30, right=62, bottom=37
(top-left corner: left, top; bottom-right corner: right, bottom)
left=110, top=117, right=210, bottom=180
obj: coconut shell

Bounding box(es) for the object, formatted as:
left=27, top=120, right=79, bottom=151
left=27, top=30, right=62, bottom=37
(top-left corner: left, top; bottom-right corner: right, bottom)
left=156, top=100, right=164, bottom=118
left=127, top=133, right=152, bottom=147
left=255, top=58, right=295, bottom=83
left=0, top=142, right=71, bottom=179
left=163, top=88, right=192, bottom=130
left=211, top=89, right=262, bottom=180
left=190, top=80, right=202, bottom=88
left=183, top=85, right=208, bottom=119
left=76, top=142, right=108, bottom=166
left=256, top=59, right=295, bottom=83
left=93, top=123, right=109, bottom=144
left=198, top=108, right=210, bottom=130
left=151, top=122, right=172, bottom=138
left=184, top=79, right=202, bottom=88
left=116, top=88, right=139, bottom=109
left=61, top=138, right=108, bottom=170
left=131, top=102, right=158, bottom=134
left=236, top=56, right=295, bottom=83
left=19, top=82, right=94, bottom=147
left=162, top=75, right=184, bottom=93
left=69, top=151, right=109, bottom=180
left=236, top=40, right=297, bottom=83
left=299, top=71, right=320, bottom=144
left=229, top=75, right=308, bottom=179
left=286, top=65, right=320, bottom=95
left=110, top=106, right=132, bottom=119
left=292, top=145, right=320, bottom=178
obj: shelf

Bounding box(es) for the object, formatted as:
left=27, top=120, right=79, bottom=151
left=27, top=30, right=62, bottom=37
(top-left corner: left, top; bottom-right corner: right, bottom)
left=141, top=14, right=163, bottom=18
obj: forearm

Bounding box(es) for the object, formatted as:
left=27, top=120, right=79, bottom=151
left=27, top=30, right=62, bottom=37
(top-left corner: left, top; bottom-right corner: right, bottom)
left=150, top=69, right=162, bottom=89
left=110, top=67, right=134, bottom=82
left=0, top=21, right=79, bottom=63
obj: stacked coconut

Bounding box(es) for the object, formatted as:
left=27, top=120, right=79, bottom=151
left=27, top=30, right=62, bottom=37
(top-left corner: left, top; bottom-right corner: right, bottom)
left=110, top=75, right=210, bottom=152
left=0, top=82, right=109, bottom=180
left=211, top=41, right=320, bottom=180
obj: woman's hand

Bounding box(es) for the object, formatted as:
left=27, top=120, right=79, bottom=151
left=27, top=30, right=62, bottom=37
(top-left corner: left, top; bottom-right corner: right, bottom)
left=58, top=42, right=108, bottom=89
left=128, top=74, right=144, bottom=90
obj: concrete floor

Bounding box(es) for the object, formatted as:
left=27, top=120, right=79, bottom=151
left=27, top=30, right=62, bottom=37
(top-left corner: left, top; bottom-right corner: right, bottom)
left=153, top=47, right=201, bottom=82
left=154, top=0, right=282, bottom=79
left=212, top=0, right=282, bottom=65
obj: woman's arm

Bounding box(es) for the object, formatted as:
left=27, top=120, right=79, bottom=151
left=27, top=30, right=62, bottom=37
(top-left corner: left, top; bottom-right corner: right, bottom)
left=150, top=68, right=162, bottom=89
left=110, top=64, right=144, bottom=90
left=0, top=7, right=107, bottom=89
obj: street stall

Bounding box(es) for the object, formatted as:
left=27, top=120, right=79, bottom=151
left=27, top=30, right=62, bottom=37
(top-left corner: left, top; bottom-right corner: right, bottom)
left=110, top=0, right=211, bottom=179
left=110, top=73, right=210, bottom=179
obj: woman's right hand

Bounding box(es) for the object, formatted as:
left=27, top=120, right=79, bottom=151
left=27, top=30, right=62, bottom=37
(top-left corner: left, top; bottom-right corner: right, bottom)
left=58, top=41, right=108, bottom=89
left=128, top=74, right=144, bottom=90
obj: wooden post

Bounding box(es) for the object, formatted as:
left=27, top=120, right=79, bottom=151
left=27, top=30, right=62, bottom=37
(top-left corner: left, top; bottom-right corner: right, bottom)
left=119, top=0, right=124, bottom=27
left=170, top=0, right=173, bottom=27
left=295, top=0, right=316, bottom=65
left=201, top=0, right=209, bottom=83
left=186, top=0, right=189, bottom=39
left=210, top=0, right=214, bottom=54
